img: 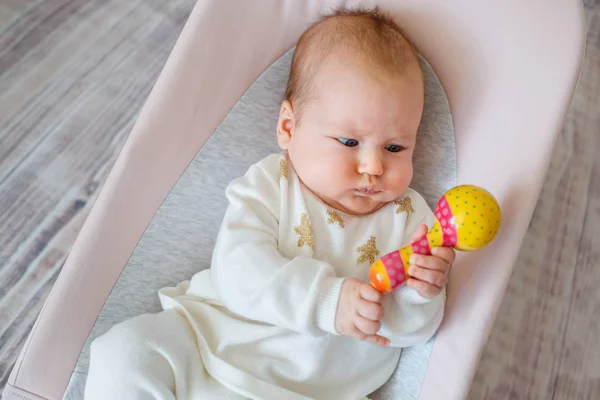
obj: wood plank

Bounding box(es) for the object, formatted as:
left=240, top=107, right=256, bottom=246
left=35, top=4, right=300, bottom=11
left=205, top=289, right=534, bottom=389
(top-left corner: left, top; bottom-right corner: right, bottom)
left=0, top=0, right=93, bottom=69
left=549, top=12, right=600, bottom=399
left=469, top=4, right=600, bottom=399
left=0, top=0, right=143, bottom=172
left=0, top=0, right=43, bottom=32
left=550, top=130, right=600, bottom=400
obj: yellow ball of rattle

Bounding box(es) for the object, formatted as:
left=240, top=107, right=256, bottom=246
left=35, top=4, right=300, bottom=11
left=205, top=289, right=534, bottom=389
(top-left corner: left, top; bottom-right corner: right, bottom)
left=440, top=185, right=501, bottom=251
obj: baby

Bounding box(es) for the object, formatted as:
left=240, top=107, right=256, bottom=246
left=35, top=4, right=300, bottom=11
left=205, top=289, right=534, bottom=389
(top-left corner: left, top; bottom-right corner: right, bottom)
left=85, top=8, right=455, bottom=400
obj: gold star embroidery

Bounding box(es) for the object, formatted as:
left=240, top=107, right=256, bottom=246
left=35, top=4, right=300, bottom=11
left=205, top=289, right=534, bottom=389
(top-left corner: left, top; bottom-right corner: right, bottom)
left=280, top=158, right=288, bottom=179
left=294, top=213, right=314, bottom=249
left=357, top=236, right=379, bottom=265
left=326, top=210, right=345, bottom=228
left=394, top=197, right=415, bottom=215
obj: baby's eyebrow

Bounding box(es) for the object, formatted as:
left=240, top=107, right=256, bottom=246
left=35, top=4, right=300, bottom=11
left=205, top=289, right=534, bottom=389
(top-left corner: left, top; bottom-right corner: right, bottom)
left=325, top=123, right=364, bottom=136
left=391, top=131, right=416, bottom=140
left=325, top=121, right=416, bottom=141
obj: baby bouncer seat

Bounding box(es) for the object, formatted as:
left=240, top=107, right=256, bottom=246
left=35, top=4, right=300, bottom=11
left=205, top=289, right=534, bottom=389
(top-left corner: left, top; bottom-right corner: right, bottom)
left=3, top=0, right=585, bottom=399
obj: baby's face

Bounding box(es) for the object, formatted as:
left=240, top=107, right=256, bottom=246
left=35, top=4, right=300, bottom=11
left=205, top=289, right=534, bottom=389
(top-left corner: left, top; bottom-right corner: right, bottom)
left=278, top=56, right=424, bottom=216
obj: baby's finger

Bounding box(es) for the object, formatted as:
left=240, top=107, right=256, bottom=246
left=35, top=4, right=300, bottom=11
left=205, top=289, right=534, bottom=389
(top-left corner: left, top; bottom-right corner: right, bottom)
left=355, top=315, right=382, bottom=336
left=350, top=326, right=389, bottom=346
left=407, top=278, right=443, bottom=299
left=409, top=224, right=429, bottom=243
left=349, top=326, right=369, bottom=341
left=364, top=335, right=390, bottom=347
left=409, top=254, right=449, bottom=272
left=431, top=246, right=456, bottom=265
left=408, top=266, right=446, bottom=287
left=357, top=300, right=384, bottom=322
left=360, top=283, right=384, bottom=303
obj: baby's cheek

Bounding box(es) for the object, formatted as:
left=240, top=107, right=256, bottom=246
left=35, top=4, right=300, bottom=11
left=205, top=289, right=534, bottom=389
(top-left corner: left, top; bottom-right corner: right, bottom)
left=327, top=153, right=355, bottom=180
left=309, top=158, right=348, bottom=195
left=387, top=162, right=413, bottom=193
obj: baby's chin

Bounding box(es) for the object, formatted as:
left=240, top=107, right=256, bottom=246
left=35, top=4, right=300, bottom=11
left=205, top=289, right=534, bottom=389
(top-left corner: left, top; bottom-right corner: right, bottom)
left=336, top=195, right=390, bottom=216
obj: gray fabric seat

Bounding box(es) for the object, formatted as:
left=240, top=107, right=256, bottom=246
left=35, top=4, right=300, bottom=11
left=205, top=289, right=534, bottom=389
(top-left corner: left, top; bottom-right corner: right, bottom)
left=64, top=49, right=455, bottom=400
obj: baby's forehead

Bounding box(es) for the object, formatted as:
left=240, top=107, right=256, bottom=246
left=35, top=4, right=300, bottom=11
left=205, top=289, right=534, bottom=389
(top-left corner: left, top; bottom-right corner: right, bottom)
left=313, top=52, right=419, bottom=83
left=286, top=9, right=423, bottom=120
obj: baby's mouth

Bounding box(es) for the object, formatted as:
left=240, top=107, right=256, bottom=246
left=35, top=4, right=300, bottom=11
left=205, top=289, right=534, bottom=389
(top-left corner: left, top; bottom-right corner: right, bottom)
left=355, top=187, right=382, bottom=196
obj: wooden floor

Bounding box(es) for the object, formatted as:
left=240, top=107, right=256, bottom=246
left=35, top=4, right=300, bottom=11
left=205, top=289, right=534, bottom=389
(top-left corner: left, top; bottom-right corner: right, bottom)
left=0, top=1, right=598, bottom=399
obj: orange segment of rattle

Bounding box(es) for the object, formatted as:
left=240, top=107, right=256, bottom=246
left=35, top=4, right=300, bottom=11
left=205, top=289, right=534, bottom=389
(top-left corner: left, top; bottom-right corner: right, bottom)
left=369, top=260, right=391, bottom=292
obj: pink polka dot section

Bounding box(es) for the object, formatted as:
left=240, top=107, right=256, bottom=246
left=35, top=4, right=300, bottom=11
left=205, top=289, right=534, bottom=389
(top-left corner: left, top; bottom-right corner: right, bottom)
left=380, top=250, right=407, bottom=287
left=411, top=234, right=432, bottom=256
left=434, top=196, right=458, bottom=247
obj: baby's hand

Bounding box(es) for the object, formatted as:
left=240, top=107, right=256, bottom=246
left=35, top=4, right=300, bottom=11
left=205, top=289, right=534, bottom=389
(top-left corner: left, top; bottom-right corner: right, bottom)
left=406, top=224, right=456, bottom=298
left=335, top=278, right=390, bottom=346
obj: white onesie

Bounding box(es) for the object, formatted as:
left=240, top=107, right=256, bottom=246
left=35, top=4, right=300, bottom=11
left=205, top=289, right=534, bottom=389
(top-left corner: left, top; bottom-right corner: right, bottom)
left=85, top=153, right=445, bottom=400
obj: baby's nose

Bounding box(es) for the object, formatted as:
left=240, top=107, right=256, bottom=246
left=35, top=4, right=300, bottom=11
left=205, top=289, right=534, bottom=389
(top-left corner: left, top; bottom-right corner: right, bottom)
left=358, top=151, right=383, bottom=176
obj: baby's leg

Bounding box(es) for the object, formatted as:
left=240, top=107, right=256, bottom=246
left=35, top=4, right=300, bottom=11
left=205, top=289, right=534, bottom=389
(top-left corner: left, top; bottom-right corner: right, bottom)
left=85, top=309, right=243, bottom=400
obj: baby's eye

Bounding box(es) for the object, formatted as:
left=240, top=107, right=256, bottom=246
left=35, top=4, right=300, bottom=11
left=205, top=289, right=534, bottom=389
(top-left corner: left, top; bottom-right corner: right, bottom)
left=385, top=144, right=405, bottom=153
left=337, top=138, right=359, bottom=147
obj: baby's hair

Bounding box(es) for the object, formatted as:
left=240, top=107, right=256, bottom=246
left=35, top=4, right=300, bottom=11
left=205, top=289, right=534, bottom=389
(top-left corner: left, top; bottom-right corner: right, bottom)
left=284, top=7, right=420, bottom=120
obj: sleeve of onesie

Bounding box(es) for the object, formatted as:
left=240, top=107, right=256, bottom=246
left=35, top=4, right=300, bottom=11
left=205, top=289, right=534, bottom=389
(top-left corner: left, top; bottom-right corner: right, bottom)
left=210, top=157, right=344, bottom=336
left=378, top=191, right=447, bottom=348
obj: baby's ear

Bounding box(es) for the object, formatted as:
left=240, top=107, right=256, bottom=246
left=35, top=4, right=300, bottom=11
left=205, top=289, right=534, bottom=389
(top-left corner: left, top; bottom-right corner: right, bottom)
left=277, top=100, right=295, bottom=150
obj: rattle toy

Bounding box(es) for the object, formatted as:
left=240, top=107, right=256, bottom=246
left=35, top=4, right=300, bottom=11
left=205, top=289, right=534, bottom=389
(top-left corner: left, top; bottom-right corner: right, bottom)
left=370, top=185, right=501, bottom=292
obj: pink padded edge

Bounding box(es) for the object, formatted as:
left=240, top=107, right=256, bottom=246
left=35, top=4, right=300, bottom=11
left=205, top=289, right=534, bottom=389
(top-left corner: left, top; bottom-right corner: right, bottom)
left=411, top=1, right=585, bottom=398
left=4, top=0, right=585, bottom=399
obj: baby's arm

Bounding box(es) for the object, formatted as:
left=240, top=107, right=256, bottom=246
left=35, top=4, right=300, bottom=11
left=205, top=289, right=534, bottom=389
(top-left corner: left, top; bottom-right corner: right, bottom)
left=379, top=192, right=450, bottom=348
left=209, top=159, right=344, bottom=336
